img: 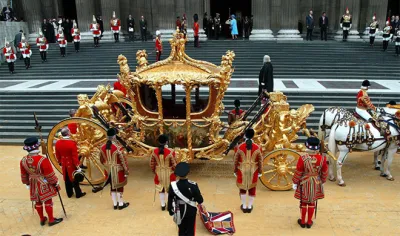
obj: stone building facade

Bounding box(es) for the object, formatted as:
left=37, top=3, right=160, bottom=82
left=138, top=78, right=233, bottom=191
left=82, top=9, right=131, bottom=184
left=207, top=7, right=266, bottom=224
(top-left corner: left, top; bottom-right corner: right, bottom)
left=11, top=0, right=394, bottom=40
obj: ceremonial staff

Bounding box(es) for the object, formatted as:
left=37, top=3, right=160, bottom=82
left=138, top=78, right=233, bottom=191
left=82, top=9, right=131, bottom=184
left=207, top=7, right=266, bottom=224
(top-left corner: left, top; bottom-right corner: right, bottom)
left=33, top=112, right=67, bottom=218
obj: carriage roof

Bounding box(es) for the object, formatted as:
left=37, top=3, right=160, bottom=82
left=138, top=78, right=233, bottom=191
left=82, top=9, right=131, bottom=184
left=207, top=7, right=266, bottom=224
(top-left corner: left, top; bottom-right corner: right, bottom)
left=118, top=29, right=235, bottom=87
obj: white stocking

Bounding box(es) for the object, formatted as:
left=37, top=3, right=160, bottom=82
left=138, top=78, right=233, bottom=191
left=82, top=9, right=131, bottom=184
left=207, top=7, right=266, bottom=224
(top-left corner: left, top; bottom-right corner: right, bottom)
left=111, top=192, right=117, bottom=206
left=159, top=192, right=166, bottom=207
left=240, top=194, right=247, bottom=209
left=117, top=192, right=124, bottom=206
left=248, top=196, right=255, bottom=209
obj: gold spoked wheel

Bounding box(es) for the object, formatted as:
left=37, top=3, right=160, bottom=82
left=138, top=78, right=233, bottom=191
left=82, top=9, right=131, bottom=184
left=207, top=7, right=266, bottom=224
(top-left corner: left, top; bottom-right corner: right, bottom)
left=259, top=149, right=300, bottom=191
left=47, top=117, right=108, bottom=185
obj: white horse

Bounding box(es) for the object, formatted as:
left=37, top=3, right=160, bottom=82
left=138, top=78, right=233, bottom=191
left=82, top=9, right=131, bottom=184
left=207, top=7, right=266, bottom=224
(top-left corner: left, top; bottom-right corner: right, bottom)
left=318, top=107, right=399, bottom=171
left=327, top=112, right=399, bottom=186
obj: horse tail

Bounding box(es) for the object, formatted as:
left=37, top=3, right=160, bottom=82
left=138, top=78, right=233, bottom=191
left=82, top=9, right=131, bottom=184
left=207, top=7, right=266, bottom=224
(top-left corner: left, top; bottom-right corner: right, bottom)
left=328, top=124, right=337, bottom=159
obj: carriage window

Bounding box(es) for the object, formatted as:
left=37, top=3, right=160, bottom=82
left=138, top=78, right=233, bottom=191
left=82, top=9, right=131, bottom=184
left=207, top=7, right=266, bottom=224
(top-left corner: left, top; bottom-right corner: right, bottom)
left=191, top=85, right=209, bottom=113
left=161, top=84, right=210, bottom=119
left=140, top=85, right=158, bottom=112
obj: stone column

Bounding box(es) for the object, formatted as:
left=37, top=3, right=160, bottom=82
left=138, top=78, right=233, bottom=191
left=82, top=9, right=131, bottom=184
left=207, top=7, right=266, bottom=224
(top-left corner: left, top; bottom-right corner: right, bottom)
left=40, top=0, right=56, bottom=19
left=334, top=0, right=362, bottom=41
left=75, top=0, right=95, bottom=32
left=276, top=0, right=302, bottom=40
left=21, top=0, right=42, bottom=33
left=119, top=0, right=130, bottom=32
left=249, top=0, right=274, bottom=40
left=100, top=0, right=120, bottom=29
left=360, top=0, right=389, bottom=42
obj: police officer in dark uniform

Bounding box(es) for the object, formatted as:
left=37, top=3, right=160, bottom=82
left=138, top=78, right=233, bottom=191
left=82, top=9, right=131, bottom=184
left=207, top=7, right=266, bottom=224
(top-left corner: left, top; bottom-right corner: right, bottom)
left=168, top=162, right=203, bottom=236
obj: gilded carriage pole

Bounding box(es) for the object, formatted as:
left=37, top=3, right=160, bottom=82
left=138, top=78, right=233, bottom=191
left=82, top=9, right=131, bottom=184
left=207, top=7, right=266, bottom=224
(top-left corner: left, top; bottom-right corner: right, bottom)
left=185, top=85, right=193, bottom=160
left=155, top=85, right=164, bottom=134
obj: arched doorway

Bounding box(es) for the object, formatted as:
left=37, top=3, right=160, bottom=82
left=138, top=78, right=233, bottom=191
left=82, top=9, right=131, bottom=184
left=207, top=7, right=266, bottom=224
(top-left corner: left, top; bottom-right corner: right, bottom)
left=62, top=0, right=77, bottom=20
left=388, top=0, right=400, bottom=17
left=210, top=0, right=252, bottom=38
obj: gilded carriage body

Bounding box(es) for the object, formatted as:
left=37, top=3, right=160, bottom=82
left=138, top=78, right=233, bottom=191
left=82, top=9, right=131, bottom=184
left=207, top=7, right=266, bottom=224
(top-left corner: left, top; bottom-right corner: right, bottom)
left=46, top=30, right=315, bottom=190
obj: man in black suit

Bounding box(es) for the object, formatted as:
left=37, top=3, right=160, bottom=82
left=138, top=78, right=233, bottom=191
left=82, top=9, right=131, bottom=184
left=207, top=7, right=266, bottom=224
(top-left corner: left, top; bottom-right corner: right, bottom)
left=127, top=15, right=135, bottom=42
left=258, top=55, right=273, bottom=95
left=306, top=10, right=314, bottom=41
left=140, top=16, right=147, bottom=41
left=319, top=12, right=329, bottom=41
left=97, top=15, right=104, bottom=39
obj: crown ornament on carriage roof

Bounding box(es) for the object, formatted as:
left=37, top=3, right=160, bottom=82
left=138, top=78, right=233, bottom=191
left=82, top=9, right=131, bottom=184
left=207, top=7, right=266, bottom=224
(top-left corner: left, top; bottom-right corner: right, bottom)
left=117, top=31, right=235, bottom=89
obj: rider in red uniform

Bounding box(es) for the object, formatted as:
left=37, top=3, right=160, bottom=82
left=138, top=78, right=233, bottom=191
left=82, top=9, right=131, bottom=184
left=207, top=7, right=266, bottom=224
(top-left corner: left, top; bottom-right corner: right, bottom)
left=228, top=99, right=245, bottom=125
left=292, top=137, right=328, bottom=228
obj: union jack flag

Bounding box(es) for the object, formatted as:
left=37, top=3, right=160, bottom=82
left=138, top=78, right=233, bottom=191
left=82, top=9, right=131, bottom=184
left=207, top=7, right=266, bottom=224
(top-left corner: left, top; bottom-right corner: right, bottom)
left=198, top=205, right=236, bottom=235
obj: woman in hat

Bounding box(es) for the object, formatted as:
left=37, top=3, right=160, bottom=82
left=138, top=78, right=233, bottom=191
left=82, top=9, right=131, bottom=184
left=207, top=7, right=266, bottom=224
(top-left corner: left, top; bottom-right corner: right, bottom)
left=292, top=137, right=328, bottom=228
left=234, top=128, right=263, bottom=213
left=230, top=14, right=238, bottom=40
left=20, top=137, right=63, bottom=226
left=150, top=134, right=177, bottom=211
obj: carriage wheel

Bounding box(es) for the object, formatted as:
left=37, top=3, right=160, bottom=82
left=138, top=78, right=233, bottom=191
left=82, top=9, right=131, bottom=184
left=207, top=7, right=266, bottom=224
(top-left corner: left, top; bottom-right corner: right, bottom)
left=47, top=118, right=108, bottom=185
left=259, top=149, right=301, bottom=191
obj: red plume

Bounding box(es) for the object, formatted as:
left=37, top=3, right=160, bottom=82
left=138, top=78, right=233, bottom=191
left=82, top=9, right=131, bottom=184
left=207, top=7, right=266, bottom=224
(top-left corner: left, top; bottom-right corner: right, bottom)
left=387, top=17, right=391, bottom=25
left=346, top=7, right=349, bottom=12
left=373, top=13, right=376, bottom=19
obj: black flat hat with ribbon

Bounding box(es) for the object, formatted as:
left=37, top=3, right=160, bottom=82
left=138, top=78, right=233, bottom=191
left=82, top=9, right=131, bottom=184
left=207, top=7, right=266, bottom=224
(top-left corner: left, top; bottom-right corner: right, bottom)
left=175, top=162, right=190, bottom=177
left=23, top=137, right=40, bottom=151
left=305, top=137, right=320, bottom=150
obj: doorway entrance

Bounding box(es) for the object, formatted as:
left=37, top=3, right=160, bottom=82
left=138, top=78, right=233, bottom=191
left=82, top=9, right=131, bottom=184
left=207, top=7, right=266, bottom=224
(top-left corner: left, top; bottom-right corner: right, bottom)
left=210, top=0, right=252, bottom=38
left=62, top=0, right=77, bottom=20
left=388, top=0, right=400, bottom=17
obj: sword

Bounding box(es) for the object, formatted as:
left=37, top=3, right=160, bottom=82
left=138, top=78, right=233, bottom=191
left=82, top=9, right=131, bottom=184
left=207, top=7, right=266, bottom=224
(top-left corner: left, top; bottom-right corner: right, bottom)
left=315, top=200, right=318, bottom=219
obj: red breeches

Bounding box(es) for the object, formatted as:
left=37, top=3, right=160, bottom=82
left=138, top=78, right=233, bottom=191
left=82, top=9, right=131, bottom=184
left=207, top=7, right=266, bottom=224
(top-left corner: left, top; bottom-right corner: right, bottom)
left=239, top=187, right=256, bottom=196
left=300, top=202, right=315, bottom=225
left=36, top=199, right=54, bottom=222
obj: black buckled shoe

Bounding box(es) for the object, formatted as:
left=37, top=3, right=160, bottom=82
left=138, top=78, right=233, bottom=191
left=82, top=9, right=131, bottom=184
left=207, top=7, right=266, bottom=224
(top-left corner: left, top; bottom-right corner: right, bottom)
left=161, top=205, right=166, bottom=211
left=76, top=192, right=86, bottom=198
left=49, top=218, right=63, bottom=226
left=118, top=202, right=130, bottom=210
left=298, top=219, right=306, bottom=228
left=40, top=217, right=48, bottom=226
left=113, top=205, right=118, bottom=210
left=240, top=205, right=246, bottom=213
left=247, top=206, right=253, bottom=213
left=307, top=221, right=313, bottom=228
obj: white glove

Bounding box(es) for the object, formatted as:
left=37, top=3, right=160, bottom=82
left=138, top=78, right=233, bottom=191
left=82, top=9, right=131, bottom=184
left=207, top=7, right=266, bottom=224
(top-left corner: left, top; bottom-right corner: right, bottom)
left=76, top=168, right=82, bottom=173
left=349, top=24, right=352, bottom=29
left=258, top=173, right=262, bottom=177
left=233, top=173, right=237, bottom=177
left=25, top=185, right=30, bottom=190
left=340, top=23, right=343, bottom=28
left=292, top=184, right=298, bottom=190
